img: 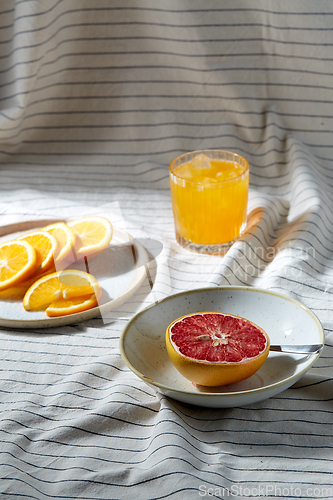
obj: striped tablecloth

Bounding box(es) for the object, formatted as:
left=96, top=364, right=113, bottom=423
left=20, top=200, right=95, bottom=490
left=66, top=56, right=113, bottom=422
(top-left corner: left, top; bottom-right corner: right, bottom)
left=0, top=1, right=332, bottom=499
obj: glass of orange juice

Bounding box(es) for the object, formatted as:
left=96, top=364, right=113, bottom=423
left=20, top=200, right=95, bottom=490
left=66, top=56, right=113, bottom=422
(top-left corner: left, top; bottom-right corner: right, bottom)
left=169, top=149, right=249, bottom=255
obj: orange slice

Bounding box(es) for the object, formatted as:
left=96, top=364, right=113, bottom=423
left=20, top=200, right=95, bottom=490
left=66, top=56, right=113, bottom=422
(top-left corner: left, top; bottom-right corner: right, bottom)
left=0, top=267, right=56, bottom=301
left=43, top=222, right=77, bottom=262
left=17, top=230, right=59, bottom=275
left=0, top=282, right=32, bottom=301
left=45, top=294, right=100, bottom=317
left=0, top=240, right=37, bottom=291
left=67, top=216, right=113, bottom=258
left=23, top=269, right=102, bottom=316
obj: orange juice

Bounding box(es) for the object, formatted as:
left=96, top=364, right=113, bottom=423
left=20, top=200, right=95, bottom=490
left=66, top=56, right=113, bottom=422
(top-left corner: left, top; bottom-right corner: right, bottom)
left=169, top=151, right=249, bottom=254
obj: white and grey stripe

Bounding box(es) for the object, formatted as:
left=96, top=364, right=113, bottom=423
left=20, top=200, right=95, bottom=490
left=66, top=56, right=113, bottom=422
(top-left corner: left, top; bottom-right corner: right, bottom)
left=0, top=1, right=332, bottom=499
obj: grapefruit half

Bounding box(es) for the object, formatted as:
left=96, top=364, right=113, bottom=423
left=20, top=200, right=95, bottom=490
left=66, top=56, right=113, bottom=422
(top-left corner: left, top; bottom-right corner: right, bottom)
left=166, top=312, right=270, bottom=387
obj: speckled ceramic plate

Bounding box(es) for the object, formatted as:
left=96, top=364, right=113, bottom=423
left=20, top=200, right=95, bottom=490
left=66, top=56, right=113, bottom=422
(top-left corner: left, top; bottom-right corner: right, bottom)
left=120, top=287, right=324, bottom=408
left=0, top=219, right=148, bottom=329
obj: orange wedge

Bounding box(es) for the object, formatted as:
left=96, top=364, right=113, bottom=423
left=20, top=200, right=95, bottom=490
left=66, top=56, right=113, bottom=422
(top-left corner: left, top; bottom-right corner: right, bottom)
left=17, top=230, right=59, bottom=275
left=0, top=240, right=37, bottom=291
left=43, top=222, right=77, bottom=262
left=67, top=216, right=113, bottom=258
left=23, top=269, right=102, bottom=316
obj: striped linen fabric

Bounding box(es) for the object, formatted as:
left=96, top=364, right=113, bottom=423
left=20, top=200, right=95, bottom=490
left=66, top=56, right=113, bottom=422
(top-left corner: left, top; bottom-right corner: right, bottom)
left=0, top=1, right=332, bottom=499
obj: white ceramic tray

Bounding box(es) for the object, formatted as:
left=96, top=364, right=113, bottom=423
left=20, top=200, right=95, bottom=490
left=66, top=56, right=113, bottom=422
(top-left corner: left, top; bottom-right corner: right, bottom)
left=0, top=219, right=148, bottom=328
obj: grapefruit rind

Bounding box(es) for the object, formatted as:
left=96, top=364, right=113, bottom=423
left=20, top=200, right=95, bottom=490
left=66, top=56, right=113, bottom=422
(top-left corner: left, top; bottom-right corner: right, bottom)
left=166, top=312, right=270, bottom=387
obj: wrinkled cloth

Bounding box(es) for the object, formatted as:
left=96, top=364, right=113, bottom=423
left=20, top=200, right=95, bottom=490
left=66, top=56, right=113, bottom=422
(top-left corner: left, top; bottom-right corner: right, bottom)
left=0, top=1, right=332, bottom=499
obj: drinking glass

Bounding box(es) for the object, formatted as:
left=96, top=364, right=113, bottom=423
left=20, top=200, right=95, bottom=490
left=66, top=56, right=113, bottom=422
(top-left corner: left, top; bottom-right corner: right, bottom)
left=169, top=149, right=249, bottom=255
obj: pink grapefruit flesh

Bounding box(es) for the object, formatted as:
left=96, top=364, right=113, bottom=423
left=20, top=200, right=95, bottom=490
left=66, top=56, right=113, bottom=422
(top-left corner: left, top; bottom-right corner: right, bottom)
left=166, top=312, right=270, bottom=387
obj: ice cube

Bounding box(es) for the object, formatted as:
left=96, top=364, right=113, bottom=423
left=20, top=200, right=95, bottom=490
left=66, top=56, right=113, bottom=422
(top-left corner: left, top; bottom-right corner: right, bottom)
left=197, top=177, right=217, bottom=190
left=201, top=177, right=217, bottom=185
left=216, top=164, right=245, bottom=181
left=216, top=171, right=228, bottom=181
left=174, top=165, right=195, bottom=180
left=192, top=153, right=211, bottom=170
left=226, top=171, right=238, bottom=180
